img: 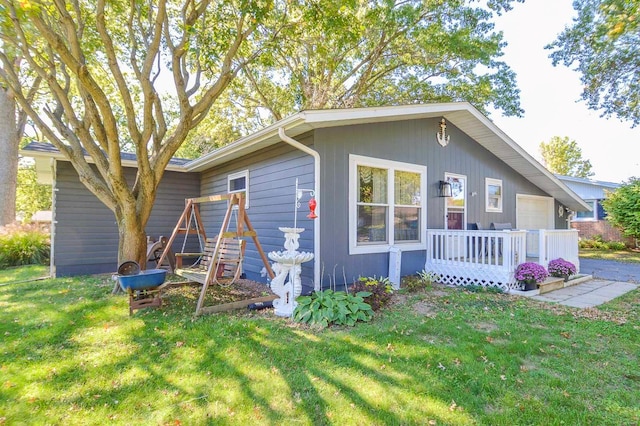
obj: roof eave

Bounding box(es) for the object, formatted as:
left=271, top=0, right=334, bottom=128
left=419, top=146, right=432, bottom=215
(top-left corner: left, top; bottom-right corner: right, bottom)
left=19, top=148, right=188, bottom=172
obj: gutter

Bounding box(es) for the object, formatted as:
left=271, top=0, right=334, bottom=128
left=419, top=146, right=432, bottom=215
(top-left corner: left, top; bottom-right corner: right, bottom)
left=278, top=127, right=321, bottom=291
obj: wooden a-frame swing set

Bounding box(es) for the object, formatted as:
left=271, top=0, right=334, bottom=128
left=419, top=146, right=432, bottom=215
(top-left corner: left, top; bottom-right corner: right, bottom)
left=157, top=193, right=274, bottom=315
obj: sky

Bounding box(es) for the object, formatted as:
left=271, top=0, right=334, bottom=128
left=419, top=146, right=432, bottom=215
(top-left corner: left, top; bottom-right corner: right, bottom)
left=488, top=0, right=639, bottom=183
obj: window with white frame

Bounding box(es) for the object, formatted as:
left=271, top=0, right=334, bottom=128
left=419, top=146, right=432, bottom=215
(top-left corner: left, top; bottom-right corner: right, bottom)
left=485, top=178, right=503, bottom=212
left=349, top=155, right=426, bottom=254
left=228, top=170, right=249, bottom=208
left=575, top=200, right=597, bottom=221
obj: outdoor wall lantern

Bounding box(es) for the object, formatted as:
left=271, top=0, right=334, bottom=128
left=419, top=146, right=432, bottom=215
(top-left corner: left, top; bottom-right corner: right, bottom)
left=438, top=180, right=453, bottom=197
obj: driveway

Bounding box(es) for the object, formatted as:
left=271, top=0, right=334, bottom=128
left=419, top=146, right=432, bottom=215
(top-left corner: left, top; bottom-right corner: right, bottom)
left=579, top=258, right=640, bottom=283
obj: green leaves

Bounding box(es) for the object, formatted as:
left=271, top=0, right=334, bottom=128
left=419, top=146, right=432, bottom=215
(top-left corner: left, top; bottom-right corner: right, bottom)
left=292, top=290, right=373, bottom=328
left=602, top=177, right=640, bottom=239
left=539, top=136, right=594, bottom=178
left=547, top=0, right=640, bottom=126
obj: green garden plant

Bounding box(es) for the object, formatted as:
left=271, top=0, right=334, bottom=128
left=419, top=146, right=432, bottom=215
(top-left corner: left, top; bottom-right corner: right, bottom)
left=293, top=289, right=373, bottom=328
left=404, top=270, right=440, bottom=292
left=349, top=276, right=393, bottom=310
left=579, top=235, right=628, bottom=250
left=0, top=223, right=50, bottom=269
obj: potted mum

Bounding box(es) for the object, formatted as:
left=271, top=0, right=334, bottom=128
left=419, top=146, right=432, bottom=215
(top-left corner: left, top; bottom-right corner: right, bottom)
left=547, top=258, right=577, bottom=282
left=514, top=262, right=548, bottom=291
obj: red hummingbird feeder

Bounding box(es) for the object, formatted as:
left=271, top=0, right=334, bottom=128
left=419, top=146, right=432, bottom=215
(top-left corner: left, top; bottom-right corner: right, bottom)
left=307, top=197, right=318, bottom=219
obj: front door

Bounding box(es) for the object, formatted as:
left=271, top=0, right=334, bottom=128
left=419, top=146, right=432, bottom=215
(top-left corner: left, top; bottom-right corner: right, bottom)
left=445, top=173, right=467, bottom=230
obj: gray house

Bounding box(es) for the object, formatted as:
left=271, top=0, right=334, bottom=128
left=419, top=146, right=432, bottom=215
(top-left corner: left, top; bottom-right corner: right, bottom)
left=23, top=103, right=589, bottom=291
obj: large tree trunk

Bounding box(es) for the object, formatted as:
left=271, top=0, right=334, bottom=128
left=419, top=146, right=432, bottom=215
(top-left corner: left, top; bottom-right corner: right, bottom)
left=112, top=211, right=148, bottom=294
left=111, top=194, right=156, bottom=294
left=0, top=88, right=19, bottom=226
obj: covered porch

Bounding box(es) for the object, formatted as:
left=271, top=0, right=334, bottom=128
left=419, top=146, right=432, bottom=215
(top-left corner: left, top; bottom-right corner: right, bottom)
left=425, top=229, right=579, bottom=290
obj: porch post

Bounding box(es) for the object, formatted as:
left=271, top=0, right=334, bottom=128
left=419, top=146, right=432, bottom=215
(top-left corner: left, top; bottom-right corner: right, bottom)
left=538, top=229, right=547, bottom=268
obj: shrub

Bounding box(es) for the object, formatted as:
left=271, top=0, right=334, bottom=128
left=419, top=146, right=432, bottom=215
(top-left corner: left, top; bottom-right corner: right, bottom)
left=579, top=236, right=628, bottom=251
left=0, top=223, right=50, bottom=269
left=514, top=262, right=548, bottom=283
left=404, top=270, right=440, bottom=293
left=547, top=258, right=577, bottom=278
left=605, top=241, right=627, bottom=250
left=349, top=276, right=393, bottom=310
left=293, top=290, right=373, bottom=328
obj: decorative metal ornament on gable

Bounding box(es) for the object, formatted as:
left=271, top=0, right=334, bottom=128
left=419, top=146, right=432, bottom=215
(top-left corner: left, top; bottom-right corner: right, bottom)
left=437, top=118, right=450, bottom=147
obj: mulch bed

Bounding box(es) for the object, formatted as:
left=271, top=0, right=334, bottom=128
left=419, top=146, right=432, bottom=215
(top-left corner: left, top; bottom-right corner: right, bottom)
left=161, top=277, right=275, bottom=311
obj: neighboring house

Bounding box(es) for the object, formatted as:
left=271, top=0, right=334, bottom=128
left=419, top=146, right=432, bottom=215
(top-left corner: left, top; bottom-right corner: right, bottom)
left=556, top=175, right=632, bottom=244
left=22, top=102, right=589, bottom=291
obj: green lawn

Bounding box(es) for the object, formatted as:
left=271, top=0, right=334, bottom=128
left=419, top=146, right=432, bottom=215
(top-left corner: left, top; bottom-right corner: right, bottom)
left=580, top=247, right=640, bottom=263
left=0, top=270, right=638, bottom=425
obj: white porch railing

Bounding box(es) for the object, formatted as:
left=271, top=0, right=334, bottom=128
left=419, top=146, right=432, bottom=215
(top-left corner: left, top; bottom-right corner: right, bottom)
left=425, top=229, right=580, bottom=290
left=426, top=229, right=527, bottom=290
left=538, top=229, right=580, bottom=272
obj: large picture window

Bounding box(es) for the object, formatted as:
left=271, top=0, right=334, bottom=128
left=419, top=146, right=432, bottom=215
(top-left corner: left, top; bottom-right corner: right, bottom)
left=350, top=155, right=426, bottom=254
left=485, top=178, right=503, bottom=213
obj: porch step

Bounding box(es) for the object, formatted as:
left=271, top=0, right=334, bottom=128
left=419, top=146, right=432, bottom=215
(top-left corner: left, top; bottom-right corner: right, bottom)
left=538, top=274, right=594, bottom=294
left=538, top=277, right=564, bottom=294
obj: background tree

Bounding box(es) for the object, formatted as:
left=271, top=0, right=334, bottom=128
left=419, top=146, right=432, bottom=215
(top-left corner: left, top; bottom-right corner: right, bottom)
left=547, top=0, right=640, bottom=126
left=602, top=177, right=640, bottom=240
left=182, top=0, right=525, bottom=154
left=0, top=87, right=20, bottom=226
left=16, top=159, right=52, bottom=222
left=0, top=64, right=39, bottom=226
left=539, top=136, right=594, bottom=178
left=0, top=0, right=275, bottom=266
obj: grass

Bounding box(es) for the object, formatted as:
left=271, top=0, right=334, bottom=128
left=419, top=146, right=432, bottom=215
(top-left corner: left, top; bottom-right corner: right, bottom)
left=0, top=270, right=639, bottom=425
left=580, top=247, right=640, bottom=263
left=0, top=264, right=49, bottom=285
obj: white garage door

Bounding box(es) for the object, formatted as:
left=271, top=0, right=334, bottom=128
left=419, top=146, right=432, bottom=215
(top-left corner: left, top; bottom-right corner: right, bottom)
left=516, top=194, right=554, bottom=257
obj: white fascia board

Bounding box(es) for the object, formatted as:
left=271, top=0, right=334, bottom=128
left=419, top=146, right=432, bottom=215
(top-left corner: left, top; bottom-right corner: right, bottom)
left=301, top=102, right=467, bottom=127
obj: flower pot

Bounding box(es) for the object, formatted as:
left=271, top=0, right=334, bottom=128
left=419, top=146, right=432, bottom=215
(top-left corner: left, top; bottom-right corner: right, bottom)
left=521, top=279, right=537, bottom=291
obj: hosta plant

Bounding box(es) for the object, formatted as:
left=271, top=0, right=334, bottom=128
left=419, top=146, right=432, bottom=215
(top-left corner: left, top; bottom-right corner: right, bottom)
left=293, top=290, right=373, bottom=328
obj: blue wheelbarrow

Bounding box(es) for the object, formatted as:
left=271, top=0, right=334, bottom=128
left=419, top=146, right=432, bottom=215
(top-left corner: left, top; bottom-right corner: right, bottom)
left=117, top=261, right=168, bottom=315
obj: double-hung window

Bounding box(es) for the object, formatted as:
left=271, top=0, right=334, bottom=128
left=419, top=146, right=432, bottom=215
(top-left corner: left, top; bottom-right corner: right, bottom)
left=349, top=155, right=426, bottom=254
left=485, top=178, right=503, bottom=213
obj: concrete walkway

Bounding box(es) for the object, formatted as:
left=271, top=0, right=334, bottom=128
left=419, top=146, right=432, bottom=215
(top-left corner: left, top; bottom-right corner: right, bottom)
left=528, top=279, right=638, bottom=308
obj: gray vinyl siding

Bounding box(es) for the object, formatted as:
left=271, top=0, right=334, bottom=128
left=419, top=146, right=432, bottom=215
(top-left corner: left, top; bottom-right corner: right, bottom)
left=53, top=161, right=199, bottom=276
left=313, top=118, right=552, bottom=283
left=199, top=135, right=315, bottom=290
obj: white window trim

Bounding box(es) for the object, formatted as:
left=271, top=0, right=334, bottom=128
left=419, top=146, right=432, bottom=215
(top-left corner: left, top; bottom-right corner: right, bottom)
left=573, top=200, right=597, bottom=221
left=228, top=170, right=249, bottom=209
left=485, top=177, right=503, bottom=213
left=349, top=154, right=427, bottom=255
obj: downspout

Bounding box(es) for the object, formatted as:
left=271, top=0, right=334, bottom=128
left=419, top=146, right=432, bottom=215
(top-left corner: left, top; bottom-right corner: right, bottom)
left=278, top=127, right=321, bottom=291
left=50, top=158, right=57, bottom=278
